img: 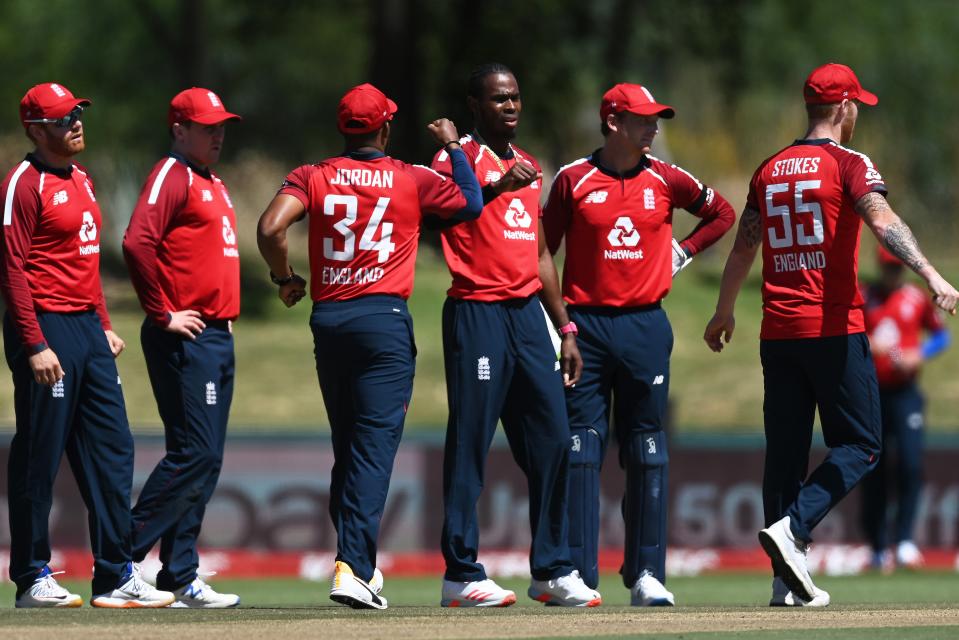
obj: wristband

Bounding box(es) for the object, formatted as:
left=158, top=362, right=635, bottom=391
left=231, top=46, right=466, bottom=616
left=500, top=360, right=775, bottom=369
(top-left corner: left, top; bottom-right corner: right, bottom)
left=270, top=266, right=297, bottom=286
left=443, top=140, right=460, bottom=151
left=557, top=322, right=578, bottom=337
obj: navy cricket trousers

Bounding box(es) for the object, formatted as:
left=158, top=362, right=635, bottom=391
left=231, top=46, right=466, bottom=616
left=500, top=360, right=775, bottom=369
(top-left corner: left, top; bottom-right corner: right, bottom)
left=761, top=333, right=882, bottom=543
left=860, top=381, right=925, bottom=552
left=4, top=311, right=134, bottom=596
left=441, top=295, right=575, bottom=582
left=311, top=295, right=415, bottom=583
left=132, top=319, right=234, bottom=590
left=564, top=304, right=673, bottom=589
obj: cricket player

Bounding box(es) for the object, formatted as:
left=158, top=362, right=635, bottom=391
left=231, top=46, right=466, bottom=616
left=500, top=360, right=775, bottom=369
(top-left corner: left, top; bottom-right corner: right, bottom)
left=122, top=87, right=242, bottom=607
left=1, top=82, right=173, bottom=608
left=704, top=63, right=958, bottom=606
left=431, top=63, right=601, bottom=608
left=257, top=83, right=482, bottom=609
left=860, top=245, right=950, bottom=570
left=543, top=83, right=735, bottom=606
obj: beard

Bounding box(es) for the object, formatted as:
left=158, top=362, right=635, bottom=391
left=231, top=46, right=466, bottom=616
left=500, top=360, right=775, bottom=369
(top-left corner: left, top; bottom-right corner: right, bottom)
left=49, top=131, right=85, bottom=157
left=840, top=116, right=856, bottom=145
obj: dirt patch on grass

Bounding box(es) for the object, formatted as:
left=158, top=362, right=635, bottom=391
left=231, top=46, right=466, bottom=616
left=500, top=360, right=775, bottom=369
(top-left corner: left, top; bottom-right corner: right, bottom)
left=4, top=606, right=958, bottom=639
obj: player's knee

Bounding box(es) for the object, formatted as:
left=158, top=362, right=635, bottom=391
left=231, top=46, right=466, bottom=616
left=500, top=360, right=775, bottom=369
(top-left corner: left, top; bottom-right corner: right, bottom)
left=626, top=429, right=668, bottom=470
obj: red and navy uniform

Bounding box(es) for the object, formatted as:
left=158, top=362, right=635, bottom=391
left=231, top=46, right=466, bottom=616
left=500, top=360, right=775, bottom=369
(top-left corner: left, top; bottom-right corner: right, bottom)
left=278, top=148, right=476, bottom=582
left=1, top=153, right=134, bottom=596
left=543, top=150, right=734, bottom=588
left=860, top=283, right=948, bottom=555
left=431, top=135, right=579, bottom=583
left=748, top=139, right=886, bottom=543
left=122, top=153, right=241, bottom=591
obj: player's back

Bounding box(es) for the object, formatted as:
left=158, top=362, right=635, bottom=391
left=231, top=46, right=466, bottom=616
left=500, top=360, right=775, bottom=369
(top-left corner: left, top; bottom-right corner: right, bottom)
left=749, top=139, right=886, bottom=339
left=281, top=153, right=434, bottom=302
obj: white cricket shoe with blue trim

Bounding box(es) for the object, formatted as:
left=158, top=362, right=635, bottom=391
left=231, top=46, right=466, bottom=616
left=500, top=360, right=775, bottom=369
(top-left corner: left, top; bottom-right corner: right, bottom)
left=15, top=567, right=82, bottom=608
left=170, top=575, right=240, bottom=608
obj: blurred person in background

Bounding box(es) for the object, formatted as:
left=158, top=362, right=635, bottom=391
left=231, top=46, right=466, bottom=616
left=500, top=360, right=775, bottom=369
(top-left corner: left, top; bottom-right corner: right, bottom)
left=1, top=82, right=172, bottom=608
left=257, top=83, right=481, bottom=609
left=543, top=82, right=735, bottom=606
left=430, top=62, right=600, bottom=608
left=705, top=62, right=958, bottom=607
left=860, top=245, right=950, bottom=570
left=122, top=87, right=242, bottom=608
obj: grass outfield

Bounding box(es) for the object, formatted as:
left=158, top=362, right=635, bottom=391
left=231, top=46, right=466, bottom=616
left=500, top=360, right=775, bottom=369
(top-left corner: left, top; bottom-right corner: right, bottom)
left=1, top=573, right=957, bottom=639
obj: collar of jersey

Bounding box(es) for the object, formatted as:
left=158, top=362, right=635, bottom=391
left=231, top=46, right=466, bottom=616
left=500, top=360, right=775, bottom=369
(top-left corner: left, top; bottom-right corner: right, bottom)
left=25, top=153, right=73, bottom=179
left=791, top=138, right=834, bottom=147
left=342, top=149, right=386, bottom=161
left=169, top=152, right=213, bottom=180
left=588, top=148, right=650, bottom=179
left=470, top=131, right=515, bottom=160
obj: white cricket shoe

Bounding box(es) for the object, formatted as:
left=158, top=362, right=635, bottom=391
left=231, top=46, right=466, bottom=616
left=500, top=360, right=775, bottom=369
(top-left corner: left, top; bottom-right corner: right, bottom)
left=170, top=576, right=240, bottom=608
left=769, top=576, right=830, bottom=607
left=528, top=570, right=601, bottom=607
left=91, top=563, right=175, bottom=608
left=441, top=578, right=517, bottom=607
left=896, top=540, right=923, bottom=568
left=758, top=516, right=817, bottom=602
left=630, top=570, right=675, bottom=606
left=329, top=561, right=387, bottom=609
left=15, top=568, right=82, bottom=608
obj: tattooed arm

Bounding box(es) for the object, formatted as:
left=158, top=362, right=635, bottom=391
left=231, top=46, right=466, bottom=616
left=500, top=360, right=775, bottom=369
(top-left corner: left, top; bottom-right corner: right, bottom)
left=855, top=192, right=958, bottom=314
left=704, top=205, right=763, bottom=352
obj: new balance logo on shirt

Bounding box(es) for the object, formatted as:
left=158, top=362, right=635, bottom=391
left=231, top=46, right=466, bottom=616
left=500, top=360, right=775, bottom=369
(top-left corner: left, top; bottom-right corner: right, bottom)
left=52, top=190, right=68, bottom=206
left=584, top=191, right=608, bottom=204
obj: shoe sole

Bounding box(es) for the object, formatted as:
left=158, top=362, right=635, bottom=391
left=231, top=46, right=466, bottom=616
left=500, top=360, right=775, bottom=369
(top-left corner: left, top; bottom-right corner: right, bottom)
left=758, top=529, right=815, bottom=602
left=441, top=593, right=517, bottom=607
left=632, top=598, right=674, bottom=607
left=529, top=590, right=601, bottom=607
left=15, top=598, right=83, bottom=608
left=330, top=591, right=388, bottom=610
left=90, top=597, right=175, bottom=608
left=170, top=600, right=241, bottom=608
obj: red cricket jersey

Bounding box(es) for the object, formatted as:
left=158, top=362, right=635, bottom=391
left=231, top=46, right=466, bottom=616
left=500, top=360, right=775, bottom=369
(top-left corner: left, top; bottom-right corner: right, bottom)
left=431, top=136, right=543, bottom=301
left=123, top=155, right=241, bottom=325
left=0, top=154, right=111, bottom=352
left=747, top=139, right=887, bottom=339
left=542, top=152, right=734, bottom=306
left=863, top=282, right=945, bottom=388
left=280, top=151, right=466, bottom=301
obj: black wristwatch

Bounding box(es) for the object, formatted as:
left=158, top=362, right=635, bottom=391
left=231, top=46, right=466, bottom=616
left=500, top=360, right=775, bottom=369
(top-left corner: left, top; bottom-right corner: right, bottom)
left=270, top=266, right=297, bottom=286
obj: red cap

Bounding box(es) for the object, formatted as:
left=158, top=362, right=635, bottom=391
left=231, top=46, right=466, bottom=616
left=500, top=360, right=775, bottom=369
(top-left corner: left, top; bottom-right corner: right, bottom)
left=337, top=83, right=398, bottom=134
left=803, top=63, right=878, bottom=106
left=168, top=87, right=241, bottom=127
left=600, top=83, right=674, bottom=121
left=20, top=83, right=90, bottom=128
left=877, top=245, right=903, bottom=266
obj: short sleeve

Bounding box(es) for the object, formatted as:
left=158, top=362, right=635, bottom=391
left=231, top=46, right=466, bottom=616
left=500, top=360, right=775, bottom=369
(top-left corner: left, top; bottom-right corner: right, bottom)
left=278, top=165, right=315, bottom=209
left=839, top=151, right=887, bottom=203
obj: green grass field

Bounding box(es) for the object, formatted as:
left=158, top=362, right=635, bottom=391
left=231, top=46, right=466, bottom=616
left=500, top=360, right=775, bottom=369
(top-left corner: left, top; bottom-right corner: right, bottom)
left=2, top=573, right=957, bottom=639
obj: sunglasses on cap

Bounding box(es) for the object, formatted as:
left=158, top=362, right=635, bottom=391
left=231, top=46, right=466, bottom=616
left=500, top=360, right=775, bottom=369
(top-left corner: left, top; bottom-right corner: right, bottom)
left=23, top=105, right=84, bottom=129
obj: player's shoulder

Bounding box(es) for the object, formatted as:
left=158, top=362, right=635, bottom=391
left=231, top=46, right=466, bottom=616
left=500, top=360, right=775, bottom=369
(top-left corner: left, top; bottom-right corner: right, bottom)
left=550, top=156, right=593, bottom=185
left=823, top=140, right=876, bottom=165
left=2, top=158, right=40, bottom=192
left=647, top=154, right=704, bottom=188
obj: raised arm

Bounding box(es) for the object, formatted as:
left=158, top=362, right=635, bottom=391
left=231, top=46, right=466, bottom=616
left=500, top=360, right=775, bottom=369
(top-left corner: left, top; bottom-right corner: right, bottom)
left=703, top=204, right=762, bottom=352
left=855, top=192, right=958, bottom=314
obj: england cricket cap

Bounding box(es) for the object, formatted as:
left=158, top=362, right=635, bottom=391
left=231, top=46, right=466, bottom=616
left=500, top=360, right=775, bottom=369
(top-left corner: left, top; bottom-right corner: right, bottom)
left=803, top=63, right=878, bottom=106
left=600, top=83, right=675, bottom=121
left=169, top=87, right=242, bottom=127
left=877, top=244, right=903, bottom=266
left=20, top=83, right=90, bottom=128
left=337, top=83, right=398, bottom=134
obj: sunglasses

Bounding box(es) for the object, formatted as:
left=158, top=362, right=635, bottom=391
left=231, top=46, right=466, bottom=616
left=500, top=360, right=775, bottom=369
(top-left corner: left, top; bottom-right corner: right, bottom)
left=24, top=105, right=84, bottom=129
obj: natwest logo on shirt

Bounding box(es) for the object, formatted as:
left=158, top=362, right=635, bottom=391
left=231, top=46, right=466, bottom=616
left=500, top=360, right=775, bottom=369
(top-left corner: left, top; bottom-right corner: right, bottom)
left=605, top=216, right=643, bottom=260
left=78, top=211, right=100, bottom=256
left=222, top=216, right=239, bottom=257
left=504, top=198, right=532, bottom=229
